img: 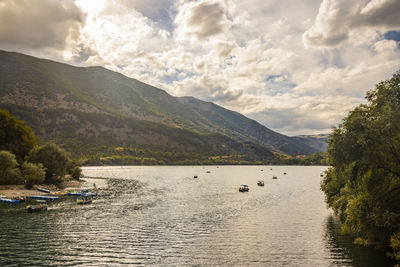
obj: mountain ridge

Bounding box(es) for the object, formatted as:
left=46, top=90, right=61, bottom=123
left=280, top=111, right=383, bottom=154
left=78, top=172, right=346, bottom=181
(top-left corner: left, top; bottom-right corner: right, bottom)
left=0, top=50, right=319, bottom=163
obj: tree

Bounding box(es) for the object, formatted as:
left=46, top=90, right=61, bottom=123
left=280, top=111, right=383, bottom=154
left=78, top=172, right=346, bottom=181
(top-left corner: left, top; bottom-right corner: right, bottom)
left=27, top=143, right=69, bottom=184
left=21, top=161, right=46, bottom=189
left=0, top=107, right=38, bottom=162
left=0, top=150, right=22, bottom=185
left=70, top=166, right=82, bottom=180
left=321, top=71, right=400, bottom=257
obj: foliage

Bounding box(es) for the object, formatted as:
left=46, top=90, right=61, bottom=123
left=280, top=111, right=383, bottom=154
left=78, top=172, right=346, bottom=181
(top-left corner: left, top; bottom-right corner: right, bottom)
left=321, top=71, right=400, bottom=256
left=0, top=150, right=23, bottom=185
left=391, top=233, right=400, bottom=265
left=27, top=143, right=69, bottom=184
left=0, top=107, right=38, bottom=162
left=278, top=152, right=328, bottom=165
left=70, top=166, right=82, bottom=180
left=21, top=161, right=45, bottom=189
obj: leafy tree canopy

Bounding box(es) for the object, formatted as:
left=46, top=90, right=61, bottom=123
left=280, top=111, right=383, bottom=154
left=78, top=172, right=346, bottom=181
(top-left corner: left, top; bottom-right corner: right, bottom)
left=0, top=107, right=38, bottom=162
left=0, top=150, right=22, bottom=185
left=321, top=71, right=400, bottom=258
left=27, top=143, right=69, bottom=184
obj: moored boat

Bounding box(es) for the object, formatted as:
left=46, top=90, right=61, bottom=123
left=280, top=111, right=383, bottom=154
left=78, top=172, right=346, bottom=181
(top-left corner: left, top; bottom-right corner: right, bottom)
left=28, top=196, right=60, bottom=201
left=12, top=196, right=26, bottom=202
left=239, top=185, right=249, bottom=192
left=67, top=191, right=97, bottom=197
left=37, top=188, right=50, bottom=193
left=50, top=191, right=67, bottom=196
left=1, top=198, right=20, bottom=204
left=77, top=197, right=92, bottom=204
left=26, top=204, right=48, bottom=212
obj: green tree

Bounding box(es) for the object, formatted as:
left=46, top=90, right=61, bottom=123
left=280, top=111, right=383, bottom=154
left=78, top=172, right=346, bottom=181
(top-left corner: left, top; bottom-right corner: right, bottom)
left=70, top=166, right=82, bottom=180
left=0, top=107, right=38, bottom=162
left=21, top=161, right=46, bottom=189
left=0, top=150, right=22, bottom=184
left=27, top=143, right=69, bottom=184
left=321, top=71, right=400, bottom=256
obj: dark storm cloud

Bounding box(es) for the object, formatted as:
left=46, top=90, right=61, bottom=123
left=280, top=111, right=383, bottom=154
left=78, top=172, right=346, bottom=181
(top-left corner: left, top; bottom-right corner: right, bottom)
left=0, top=0, right=85, bottom=50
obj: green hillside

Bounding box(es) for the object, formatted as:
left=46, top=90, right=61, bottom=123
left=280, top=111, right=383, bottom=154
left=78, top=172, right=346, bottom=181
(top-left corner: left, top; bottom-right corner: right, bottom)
left=0, top=50, right=317, bottom=163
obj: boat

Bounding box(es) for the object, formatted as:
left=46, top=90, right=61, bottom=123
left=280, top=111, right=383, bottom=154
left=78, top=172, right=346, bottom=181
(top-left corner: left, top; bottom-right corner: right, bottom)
left=272, top=176, right=277, bottom=179
left=51, top=191, right=67, bottom=196
left=82, top=192, right=97, bottom=197
left=257, top=180, right=265, bottom=186
left=0, top=198, right=20, bottom=204
left=26, top=204, right=48, bottom=212
left=12, top=196, right=26, bottom=202
left=239, top=185, right=249, bottom=192
left=37, top=188, right=50, bottom=193
left=67, top=191, right=97, bottom=197
left=28, top=195, right=60, bottom=201
left=77, top=197, right=92, bottom=204
left=67, top=191, right=83, bottom=196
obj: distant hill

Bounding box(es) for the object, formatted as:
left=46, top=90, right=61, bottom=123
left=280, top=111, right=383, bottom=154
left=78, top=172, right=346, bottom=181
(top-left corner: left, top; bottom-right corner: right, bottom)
left=0, top=50, right=318, bottom=163
left=292, top=134, right=329, bottom=152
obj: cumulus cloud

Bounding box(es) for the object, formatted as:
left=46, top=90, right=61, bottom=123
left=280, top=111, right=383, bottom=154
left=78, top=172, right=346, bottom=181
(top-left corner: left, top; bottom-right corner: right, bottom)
left=303, top=0, right=400, bottom=48
left=174, top=0, right=232, bottom=41
left=1, top=0, right=399, bottom=135
left=0, top=0, right=84, bottom=50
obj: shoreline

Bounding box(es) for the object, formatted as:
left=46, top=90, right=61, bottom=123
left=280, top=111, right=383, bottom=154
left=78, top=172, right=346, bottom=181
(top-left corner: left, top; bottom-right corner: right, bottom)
left=0, top=179, right=85, bottom=199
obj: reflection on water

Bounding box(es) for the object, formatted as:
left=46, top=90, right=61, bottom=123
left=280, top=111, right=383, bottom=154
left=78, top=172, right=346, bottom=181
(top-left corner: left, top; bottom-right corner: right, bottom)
left=0, top=166, right=394, bottom=266
left=324, top=215, right=393, bottom=267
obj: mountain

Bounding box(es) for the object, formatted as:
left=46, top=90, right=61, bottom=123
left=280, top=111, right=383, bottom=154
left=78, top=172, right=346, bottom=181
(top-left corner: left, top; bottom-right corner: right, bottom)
left=292, top=134, right=329, bottom=152
left=177, top=97, right=318, bottom=155
left=0, top=50, right=317, bottom=163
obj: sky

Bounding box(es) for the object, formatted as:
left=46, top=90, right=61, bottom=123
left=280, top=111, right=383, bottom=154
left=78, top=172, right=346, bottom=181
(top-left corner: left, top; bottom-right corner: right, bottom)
left=0, top=0, right=399, bottom=136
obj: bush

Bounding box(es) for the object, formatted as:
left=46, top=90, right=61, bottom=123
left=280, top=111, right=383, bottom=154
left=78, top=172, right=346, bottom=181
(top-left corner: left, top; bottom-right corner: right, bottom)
left=21, top=161, right=46, bottom=189
left=71, top=166, right=82, bottom=180
left=0, top=150, right=22, bottom=185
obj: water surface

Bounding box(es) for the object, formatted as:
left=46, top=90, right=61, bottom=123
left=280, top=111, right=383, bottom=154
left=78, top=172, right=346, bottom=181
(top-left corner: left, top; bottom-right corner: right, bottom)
left=0, top=166, right=393, bottom=266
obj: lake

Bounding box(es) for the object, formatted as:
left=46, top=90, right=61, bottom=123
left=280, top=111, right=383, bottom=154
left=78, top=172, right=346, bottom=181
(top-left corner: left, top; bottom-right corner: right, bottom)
left=0, top=166, right=393, bottom=266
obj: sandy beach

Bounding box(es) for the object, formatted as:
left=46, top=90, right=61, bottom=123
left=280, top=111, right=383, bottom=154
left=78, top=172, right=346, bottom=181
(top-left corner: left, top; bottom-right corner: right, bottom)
left=0, top=179, right=85, bottom=198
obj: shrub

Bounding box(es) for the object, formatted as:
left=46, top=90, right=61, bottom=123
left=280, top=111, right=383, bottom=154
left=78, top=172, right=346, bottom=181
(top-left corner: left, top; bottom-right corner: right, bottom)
left=71, top=166, right=82, bottom=180
left=21, top=161, right=46, bottom=189
left=0, top=150, right=22, bottom=185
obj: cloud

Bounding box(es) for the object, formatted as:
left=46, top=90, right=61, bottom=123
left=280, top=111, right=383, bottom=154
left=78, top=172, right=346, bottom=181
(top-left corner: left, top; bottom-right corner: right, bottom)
left=118, top=0, right=175, bottom=31
left=0, top=0, right=84, bottom=50
left=234, top=93, right=362, bottom=136
left=303, top=0, right=400, bottom=48
left=1, top=0, right=399, bottom=136
left=174, top=0, right=232, bottom=41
